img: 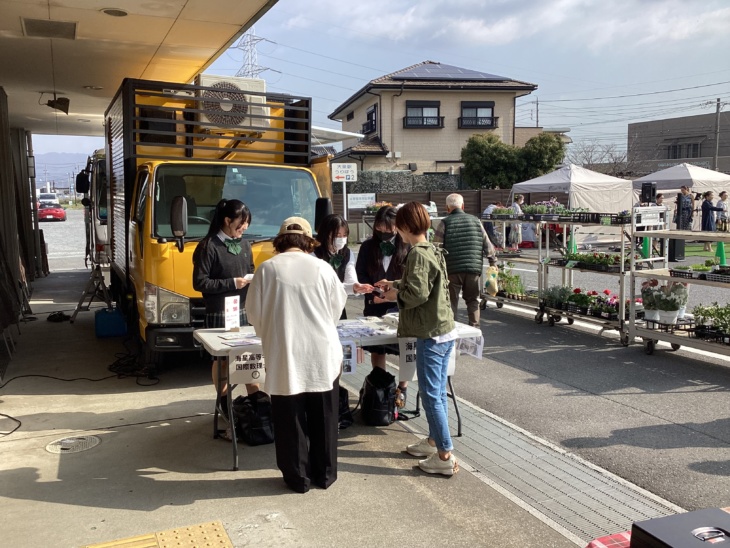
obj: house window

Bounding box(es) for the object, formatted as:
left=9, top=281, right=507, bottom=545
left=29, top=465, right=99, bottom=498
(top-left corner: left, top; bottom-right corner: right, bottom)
left=667, top=144, right=681, bottom=159
left=686, top=143, right=700, bottom=158
left=346, top=111, right=354, bottom=121
left=459, top=101, right=497, bottom=129
left=404, top=101, right=443, bottom=128
left=362, top=105, right=376, bottom=134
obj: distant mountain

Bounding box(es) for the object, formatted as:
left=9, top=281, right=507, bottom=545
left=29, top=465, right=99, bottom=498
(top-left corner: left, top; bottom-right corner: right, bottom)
left=34, top=152, right=90, bottom=191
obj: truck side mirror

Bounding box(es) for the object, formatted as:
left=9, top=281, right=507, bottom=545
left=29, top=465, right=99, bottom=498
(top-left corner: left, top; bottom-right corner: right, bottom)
left=75, top=170, right=90, bottom=194
left=170, top=196, right=188, bottom=252
left=314, top=197, right=332, bottom=233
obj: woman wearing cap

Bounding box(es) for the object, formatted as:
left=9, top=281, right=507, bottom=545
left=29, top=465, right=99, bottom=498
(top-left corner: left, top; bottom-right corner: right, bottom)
left=246, top=217, right=347, bottom=493
left=374, top=202, right=459, bottom=477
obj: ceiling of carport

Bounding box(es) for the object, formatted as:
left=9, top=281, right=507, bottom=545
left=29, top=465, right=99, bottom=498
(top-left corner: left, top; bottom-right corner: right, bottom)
left=0, top=0, right=277, bottom=137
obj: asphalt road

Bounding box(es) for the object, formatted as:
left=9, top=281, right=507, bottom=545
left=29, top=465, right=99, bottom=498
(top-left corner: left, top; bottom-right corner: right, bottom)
left=43, top=210, right=730, bottom=512
left=40, top=207, right=87, bottom=271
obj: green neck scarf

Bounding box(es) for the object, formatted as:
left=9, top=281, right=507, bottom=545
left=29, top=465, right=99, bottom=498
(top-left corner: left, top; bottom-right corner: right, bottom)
left=380, top=240, right=396, bottom=257
left=224, top=238, right=242, bottom=255
left=329, top=253, right=343, bottom=269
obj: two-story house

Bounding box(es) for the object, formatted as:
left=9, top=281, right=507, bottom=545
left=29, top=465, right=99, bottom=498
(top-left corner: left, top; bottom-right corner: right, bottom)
left=328, top=60, right=537, bottom=174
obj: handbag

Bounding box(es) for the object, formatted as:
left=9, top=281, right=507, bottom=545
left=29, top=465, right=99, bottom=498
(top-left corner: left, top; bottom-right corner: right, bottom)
left=359, top=367, right=396, bottom=426
left=233, top=391, right=275, bottom=446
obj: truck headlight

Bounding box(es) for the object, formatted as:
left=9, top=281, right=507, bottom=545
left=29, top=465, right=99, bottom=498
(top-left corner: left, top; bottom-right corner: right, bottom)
left=144, top=283, right=190, bottom=325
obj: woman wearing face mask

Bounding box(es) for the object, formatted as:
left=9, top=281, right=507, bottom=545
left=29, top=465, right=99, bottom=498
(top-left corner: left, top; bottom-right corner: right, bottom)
left=355, top=206, right=410, bottom=406
left=314, top=214, right=373, bottom=319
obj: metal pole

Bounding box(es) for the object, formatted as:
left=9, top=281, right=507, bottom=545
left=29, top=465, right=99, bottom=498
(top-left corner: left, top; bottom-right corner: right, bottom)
left=714, top=97, right=721, bottom=171
left=342, top=180, right=348, bottom=221
left=26, top=132, right=44, bottom=277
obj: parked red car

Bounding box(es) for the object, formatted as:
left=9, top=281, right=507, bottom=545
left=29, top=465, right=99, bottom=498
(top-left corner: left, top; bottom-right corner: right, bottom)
left=38, top=202, right=66, bottom=222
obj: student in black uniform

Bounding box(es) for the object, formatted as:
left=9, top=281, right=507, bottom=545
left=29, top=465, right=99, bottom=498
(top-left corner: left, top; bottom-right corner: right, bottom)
left=193, top=199, right=259, bottom=435
left=355, top=206, right=410, bottom=407
left=314, top=214, right=373, bottom=319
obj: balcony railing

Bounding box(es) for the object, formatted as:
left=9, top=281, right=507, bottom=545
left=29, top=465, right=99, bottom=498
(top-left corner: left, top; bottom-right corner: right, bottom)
left=458, top=116, right=499, bottom=129
left=361, top=120, right=376, bottom=134
left=403, top=116, right=444, bottom=129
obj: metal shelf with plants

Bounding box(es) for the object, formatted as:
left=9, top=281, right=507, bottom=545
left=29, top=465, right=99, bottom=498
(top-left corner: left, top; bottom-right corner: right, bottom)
left=628, top=207, right=730, bottom=356
left=481, top=205, right=641, bottom=342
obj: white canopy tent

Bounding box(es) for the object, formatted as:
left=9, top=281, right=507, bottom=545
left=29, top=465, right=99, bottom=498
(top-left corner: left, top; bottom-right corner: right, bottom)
left=633, top=163, right=730, bottom=230
left=633, top=163, right=730, bottom=194
left=510, top=164, right=634, bottom=246
left=511, top=164, right=634, bottom=212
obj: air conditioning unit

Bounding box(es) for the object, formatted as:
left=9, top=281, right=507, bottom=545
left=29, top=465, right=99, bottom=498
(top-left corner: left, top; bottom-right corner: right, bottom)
left=194, top=74, right=269, bottom=131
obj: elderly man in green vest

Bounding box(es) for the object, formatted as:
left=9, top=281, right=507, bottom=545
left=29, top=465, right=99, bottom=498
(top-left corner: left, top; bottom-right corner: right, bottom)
left=433, top=193, right=497, bottom=327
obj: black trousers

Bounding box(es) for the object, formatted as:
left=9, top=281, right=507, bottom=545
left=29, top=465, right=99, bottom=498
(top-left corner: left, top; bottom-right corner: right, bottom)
left=271, top=378, right=339, bottom=492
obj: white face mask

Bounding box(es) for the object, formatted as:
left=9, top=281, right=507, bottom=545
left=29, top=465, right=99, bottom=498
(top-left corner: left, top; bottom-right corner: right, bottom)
left=333, top=237, right=347, bottom=251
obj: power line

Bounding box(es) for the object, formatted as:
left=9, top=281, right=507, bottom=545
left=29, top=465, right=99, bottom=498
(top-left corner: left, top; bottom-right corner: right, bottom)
left=523, top=81, right=730, bottom=103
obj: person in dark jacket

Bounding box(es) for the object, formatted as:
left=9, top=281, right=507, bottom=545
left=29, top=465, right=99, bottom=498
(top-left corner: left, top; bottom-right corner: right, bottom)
left=701, top=191, right=723, bottom=251
left=192, top=199, right=258, bottom=433
left=355, top=206, right=410, bottom=406
left=433, top=193, right=497, bottom=327
left=313, top=214, right=373, bottom=319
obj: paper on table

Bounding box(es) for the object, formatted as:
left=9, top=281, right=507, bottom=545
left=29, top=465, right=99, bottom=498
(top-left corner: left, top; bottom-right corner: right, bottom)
left=221, top=337, right=261, bottom=348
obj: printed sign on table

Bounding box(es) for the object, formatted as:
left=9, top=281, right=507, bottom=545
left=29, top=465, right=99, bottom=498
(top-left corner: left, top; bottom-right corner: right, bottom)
left=229, top=352, right=265, bottom=384
left=341, top=340, right=357, bottom=374
left=224, top=295, right=240, bottom=331
left=398, top=338, right=417, bottom=381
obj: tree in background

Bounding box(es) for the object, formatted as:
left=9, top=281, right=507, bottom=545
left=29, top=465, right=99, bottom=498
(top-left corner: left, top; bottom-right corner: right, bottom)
left=461, top=134, right=522, bottom=189
left=461, top=133, right=565, bottom=189
left=566, top=138, right=644, bottom=177
left=520, top=133, right=565, bottom=180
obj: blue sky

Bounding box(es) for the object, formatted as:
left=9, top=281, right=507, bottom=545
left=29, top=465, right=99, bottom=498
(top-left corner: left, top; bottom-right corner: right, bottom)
left=34, top=0, right=730, bottom=155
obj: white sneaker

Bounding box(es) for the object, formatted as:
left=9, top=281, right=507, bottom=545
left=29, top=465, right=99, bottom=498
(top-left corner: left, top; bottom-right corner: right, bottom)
left=418, top=452, right=459, bottom=476
left=406, top=437, right=437, bottom=457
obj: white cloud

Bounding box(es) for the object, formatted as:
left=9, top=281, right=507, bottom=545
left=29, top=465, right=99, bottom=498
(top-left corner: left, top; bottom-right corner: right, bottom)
left=284, top=0, right=730, bottom=52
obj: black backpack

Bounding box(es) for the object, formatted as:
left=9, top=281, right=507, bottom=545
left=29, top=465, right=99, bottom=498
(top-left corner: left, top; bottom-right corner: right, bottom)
left=359, top=367, right=397, bottom=426
left=233, top=391, right=275, bottom=446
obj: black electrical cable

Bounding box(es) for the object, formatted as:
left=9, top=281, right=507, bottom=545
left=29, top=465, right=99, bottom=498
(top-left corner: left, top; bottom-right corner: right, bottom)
left=0, top=413, right=21, bottom=436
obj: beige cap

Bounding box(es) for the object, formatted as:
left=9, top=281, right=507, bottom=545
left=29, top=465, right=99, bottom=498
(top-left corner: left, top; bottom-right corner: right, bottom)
left=278, top=216, right=312, bottom=237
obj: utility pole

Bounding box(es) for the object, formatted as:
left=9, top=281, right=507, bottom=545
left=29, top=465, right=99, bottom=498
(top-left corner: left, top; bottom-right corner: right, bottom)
left=714, top=97, right=721, bottom=171
left=536, top=97, right=539, bottom=128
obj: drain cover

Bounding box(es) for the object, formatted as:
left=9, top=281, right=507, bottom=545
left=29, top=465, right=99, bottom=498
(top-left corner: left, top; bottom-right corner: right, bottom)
left=46, top=435, right=101, bottom=454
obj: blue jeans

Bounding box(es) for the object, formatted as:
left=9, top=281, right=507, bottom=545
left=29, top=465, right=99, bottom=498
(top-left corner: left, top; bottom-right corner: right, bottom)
left=416, top=338, right=455, bottom=453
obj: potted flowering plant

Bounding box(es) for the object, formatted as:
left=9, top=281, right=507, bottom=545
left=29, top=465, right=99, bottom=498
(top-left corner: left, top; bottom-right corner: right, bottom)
left=566, top=288, right=595, bottom=315
left=653, top=283, right=685, bottom=325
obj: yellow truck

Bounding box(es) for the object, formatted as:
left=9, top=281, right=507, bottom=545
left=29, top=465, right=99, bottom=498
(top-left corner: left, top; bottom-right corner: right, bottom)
left=104, top=76, right=332, bottom=357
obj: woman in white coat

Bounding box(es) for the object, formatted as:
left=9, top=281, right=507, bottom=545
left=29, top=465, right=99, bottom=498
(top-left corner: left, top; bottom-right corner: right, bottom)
left=246, top=217, right=347, bottom=494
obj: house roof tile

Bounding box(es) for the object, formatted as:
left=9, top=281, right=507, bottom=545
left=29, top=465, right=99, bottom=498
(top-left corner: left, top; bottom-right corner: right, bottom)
left=332, top=135, right=389, bottom=160
left=329, top=60, right=537, bottom=119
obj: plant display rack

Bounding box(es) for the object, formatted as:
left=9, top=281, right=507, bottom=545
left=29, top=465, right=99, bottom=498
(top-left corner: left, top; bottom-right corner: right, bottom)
left=624, top=207, right=730, bottom=355
left=481, top=215, right=634, bottom=343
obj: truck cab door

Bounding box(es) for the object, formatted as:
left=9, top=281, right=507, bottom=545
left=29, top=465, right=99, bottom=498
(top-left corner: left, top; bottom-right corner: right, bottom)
left=129, top=169, right=150, bottom=323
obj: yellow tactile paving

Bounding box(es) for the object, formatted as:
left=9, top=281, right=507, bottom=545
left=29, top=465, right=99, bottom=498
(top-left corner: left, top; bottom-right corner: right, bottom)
left=83, top=521, right=233, bottom=548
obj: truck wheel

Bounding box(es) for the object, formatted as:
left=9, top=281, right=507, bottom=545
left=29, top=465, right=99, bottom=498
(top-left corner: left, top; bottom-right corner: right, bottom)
left=670, top=343, right=681, bottom=351
left=496, top=302, right=503, bottom=309
left=567, top=317, right=574, bottom=325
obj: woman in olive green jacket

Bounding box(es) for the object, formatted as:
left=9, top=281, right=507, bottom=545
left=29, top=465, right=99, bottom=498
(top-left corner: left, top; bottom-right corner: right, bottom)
left=375, top=202, right=458, bottom=476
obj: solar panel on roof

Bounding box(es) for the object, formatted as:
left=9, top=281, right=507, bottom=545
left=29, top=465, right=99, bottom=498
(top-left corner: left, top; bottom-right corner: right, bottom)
left=391, top=63, right=508, bottom=81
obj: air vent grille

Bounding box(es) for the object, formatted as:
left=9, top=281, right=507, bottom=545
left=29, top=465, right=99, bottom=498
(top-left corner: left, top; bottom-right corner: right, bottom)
left=22, top=18, right=77, bottom=40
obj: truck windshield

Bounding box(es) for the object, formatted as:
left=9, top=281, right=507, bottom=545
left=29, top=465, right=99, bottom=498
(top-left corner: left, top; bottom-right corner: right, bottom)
left=154, top=164, right=319, bottom=240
